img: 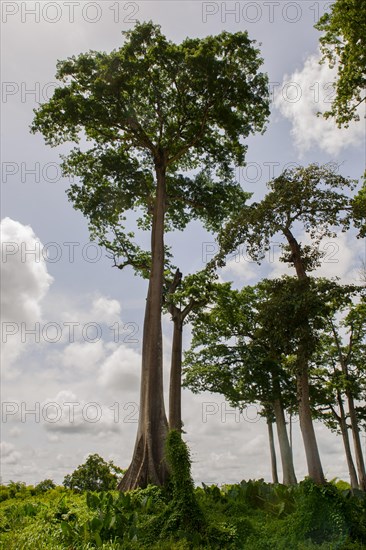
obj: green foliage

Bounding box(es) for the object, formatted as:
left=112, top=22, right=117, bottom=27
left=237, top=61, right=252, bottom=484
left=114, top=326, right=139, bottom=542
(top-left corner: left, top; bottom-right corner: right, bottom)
left=60, top=491, right=137, bottom=546
left=0, top=479, right=365, bottom=549
left=351, top=182, right=366, bottom=237
left=315, top=0, right=366, bottom=126
left=161, top=430, right=205, bottom=539
left=330, top=478, right=352, bottom=491
left=62, top=454, right=125, bottom=492
left=184, top=276, right=354, bottom=418
left=218, top=164, right=357, bottom=270
left=286, top=479, right=349, bottom=544
left=31, top=21, right=268, bottom=278
left=35, top=479, right=56, bottom=494
left=311, top=286, right=366, bottom=433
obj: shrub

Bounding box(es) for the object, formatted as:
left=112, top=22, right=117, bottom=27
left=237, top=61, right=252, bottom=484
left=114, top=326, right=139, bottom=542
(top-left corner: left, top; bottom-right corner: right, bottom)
left=35, top=479, right=56, bottom=494
left=63, top=453, right=125, bottom=492
left=285, top=478, right=349, bottom=545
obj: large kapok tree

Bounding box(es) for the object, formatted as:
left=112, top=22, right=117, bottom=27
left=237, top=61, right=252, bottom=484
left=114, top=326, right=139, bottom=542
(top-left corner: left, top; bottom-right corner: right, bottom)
left=31, top=22, right=269, bottom=490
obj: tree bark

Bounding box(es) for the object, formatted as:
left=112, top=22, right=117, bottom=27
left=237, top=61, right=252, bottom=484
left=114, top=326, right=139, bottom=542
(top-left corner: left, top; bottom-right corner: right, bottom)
left=296, top=357, right=325, bottom=484
left=283, top=227, right=326, bottom=485
left=266, top=418, right=279, bottom=484
left=347, top=392, right=366, bottom=491
left=273, top=398, right=297, bottom=485
left=169, top=314, right=183, bottom=431
left=166, top=274, right=200, bottom=433
left=335, top=393, right=359, bottom=490
left=118, top=159, right=169, bottom=491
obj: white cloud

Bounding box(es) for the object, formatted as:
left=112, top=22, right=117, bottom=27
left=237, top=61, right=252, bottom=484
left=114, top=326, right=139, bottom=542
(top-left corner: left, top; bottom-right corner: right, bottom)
left=98, top=344, right=141, bottom=393
left=0, top=218, right=53, bottom=375
left=9, top=426, right=22, bottom=438
left=274, top=50, right=364, bottom=155
left=61, top=340, right=107, bottom=371
left=0, top=218, right=53, bottom=322
left=220, top=256, right=260, bottom=286
left=90, top=296, right=121, bottom=324
left=0, top=441, right=21, bottom=465
left=41, top=390, right=121, bottom=436
left=61, top=295, right=122, bottom=327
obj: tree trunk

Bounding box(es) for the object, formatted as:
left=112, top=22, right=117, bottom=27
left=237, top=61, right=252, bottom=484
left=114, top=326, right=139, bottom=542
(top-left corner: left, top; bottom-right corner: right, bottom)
left=347, top=392, right=366, bottom=491
left=297, top=360, right=325, bottom=484
left=335, top=393, right=359, bottom=490
left=332, top=325, right=366, bottom=491
left=266, top=418, right=279, bottom=484
left=283, top=227, right=325, bottom=484
left=273, top=398, right=297, bottom=485
left=169, top=315, right=183, bottom=431
left=118, top=160, right=169, bottom=491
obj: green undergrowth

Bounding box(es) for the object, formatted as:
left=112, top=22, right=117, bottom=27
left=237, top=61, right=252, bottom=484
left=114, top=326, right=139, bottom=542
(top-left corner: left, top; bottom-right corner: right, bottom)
left=1, top=439, right=365, bottom=549
left=0, top=479, right=365, bottom=549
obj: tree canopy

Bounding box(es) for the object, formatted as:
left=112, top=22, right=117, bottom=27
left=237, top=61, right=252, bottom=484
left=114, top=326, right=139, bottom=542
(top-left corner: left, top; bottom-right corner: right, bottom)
left=63, top=454, right=124, bottom=492
left=315, top=0, right=366, bottom=125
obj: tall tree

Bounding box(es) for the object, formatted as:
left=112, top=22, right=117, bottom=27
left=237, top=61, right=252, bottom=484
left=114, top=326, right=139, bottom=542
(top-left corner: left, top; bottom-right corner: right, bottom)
left=265, top=408, right=279, bottom=484
left=183, top=281, right=298, bottom=485
left=217, top=164, right=357, bottom=484
left=164, top=269, right=216, bottom=431
left=313, top=287, right=366, bottom=490
left=315, top=0, right=366, bottom=126
left=31, top=22, right=269, bottom=490
left=101, top=179, right=249, bottom=436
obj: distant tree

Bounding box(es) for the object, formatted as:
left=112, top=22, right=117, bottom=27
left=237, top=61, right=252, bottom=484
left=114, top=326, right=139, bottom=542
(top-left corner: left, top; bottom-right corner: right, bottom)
left=217, top=164, right=357, bottom=485
left=63, top=454, right=124, bottom=492
left=313, top=286, right=366, bottom=490
left=35, top=479, right=56, bottom=493
left=7, top=481, right=27, bottom=498
left=315, top=0, right=366, bottom=125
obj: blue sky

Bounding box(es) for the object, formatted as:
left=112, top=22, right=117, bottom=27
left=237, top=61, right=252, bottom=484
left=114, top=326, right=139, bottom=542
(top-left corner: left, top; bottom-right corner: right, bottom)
left=1, top=1, right=365, bottom=485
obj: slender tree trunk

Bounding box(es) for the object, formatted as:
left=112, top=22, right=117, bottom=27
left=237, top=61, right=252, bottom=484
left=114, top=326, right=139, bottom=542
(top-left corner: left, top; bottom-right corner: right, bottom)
left=331, top=324, right=366, bottom=491
left=296, top=354, right=325, bottom=484
left=335, top=394, right=359, bottom=490
left=167, top=276, right=199, bottom=433
left=347, top=392, right=366, bottom=491
left=289, top=415, right=293, bottom=457
left=273, top=398, right=297, bottom=485
left=169, top=315, right=183, bottom=431
left=266, top=418, right=279, bottom=484
left=118, top=160, right=169, bottom=491
left=283, top=227, right=325, bottom=484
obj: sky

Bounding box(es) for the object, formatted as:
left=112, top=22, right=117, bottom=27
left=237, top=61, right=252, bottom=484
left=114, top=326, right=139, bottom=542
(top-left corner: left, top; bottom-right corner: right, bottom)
left=1, top=0, right=365, bottom=486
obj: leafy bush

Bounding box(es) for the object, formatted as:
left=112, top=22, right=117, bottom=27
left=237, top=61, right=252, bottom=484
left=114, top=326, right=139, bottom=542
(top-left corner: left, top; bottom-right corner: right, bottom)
left=63, top=453, right=125, bottom=492
left=287, top=478, right=349, bottom=544
left=35, top=479, right=56, bottom=494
